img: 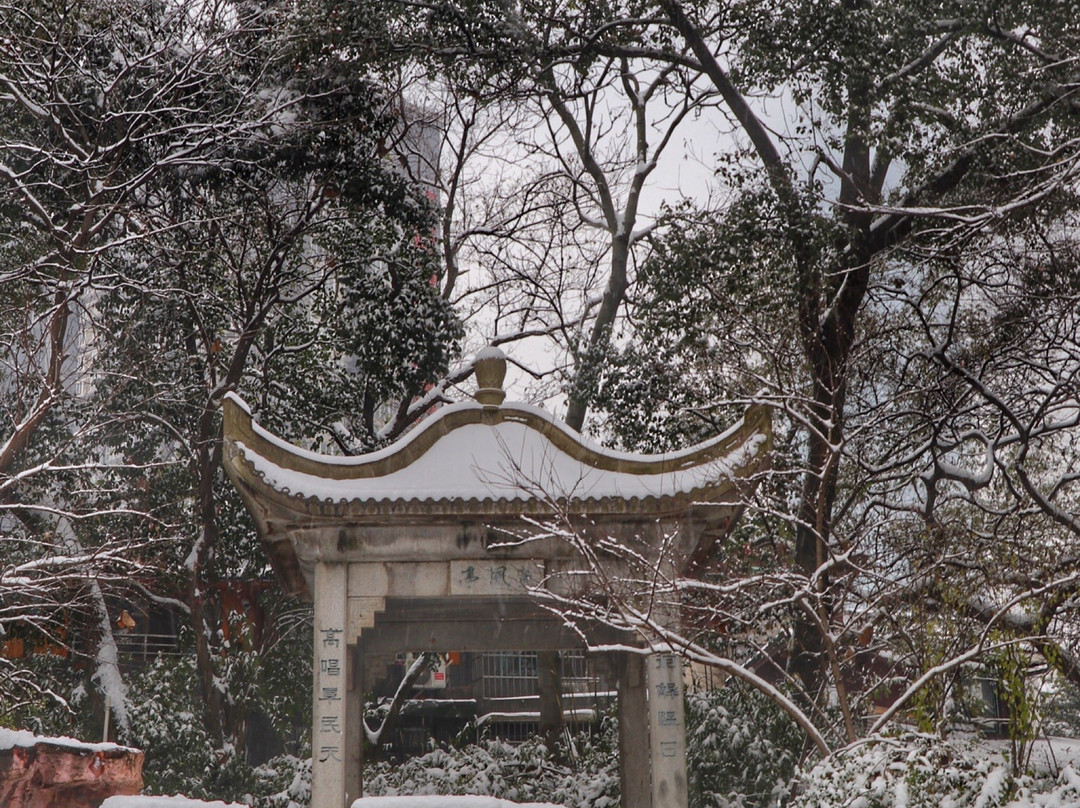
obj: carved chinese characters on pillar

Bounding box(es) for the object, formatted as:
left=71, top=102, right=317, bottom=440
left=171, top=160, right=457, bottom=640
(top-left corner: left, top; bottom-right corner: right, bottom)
left=312, top=563, right=348, bottom=808
left=647, top=654, right=689, bottom=808
left=317, top=627, right=344, bottom=766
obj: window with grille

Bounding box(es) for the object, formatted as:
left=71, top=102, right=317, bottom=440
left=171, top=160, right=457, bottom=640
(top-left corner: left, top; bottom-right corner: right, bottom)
left=472, top=651, right=597, bottom=699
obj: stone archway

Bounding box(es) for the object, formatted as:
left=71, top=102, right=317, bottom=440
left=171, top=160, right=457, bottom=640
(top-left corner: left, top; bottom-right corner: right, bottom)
left=222, top=349, right=770, bottom=808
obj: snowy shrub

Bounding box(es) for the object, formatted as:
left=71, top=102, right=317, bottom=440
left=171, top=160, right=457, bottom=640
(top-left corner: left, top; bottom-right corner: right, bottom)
left=365, top=716, right=619, bottom=808
left=786, top=733, right=1014, bottom=808
left=686, top=683, right=803, bottom=808
left=123, top=655, right=226, bottom=798
left=122, top=640, right=310, bottom=805
left=1005, top=766, right=1080, bottom=808
left=256, top=752, right=312, bottom=808
left=365, top=686, right=803, bottom=808
left=788, top=733, right=1080, bottom=808
left=1, top=653, right=92, bottom=739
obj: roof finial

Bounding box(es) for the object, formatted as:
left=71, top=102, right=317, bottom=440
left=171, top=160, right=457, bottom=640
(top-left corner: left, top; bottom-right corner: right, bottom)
left=473, top=346, right=507, bottom=407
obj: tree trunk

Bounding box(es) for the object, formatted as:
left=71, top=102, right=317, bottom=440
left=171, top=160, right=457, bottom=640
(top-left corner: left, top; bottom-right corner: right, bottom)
left=564, top=226, right=631, bottom=430
left=189, top=408, right=227, bottom=748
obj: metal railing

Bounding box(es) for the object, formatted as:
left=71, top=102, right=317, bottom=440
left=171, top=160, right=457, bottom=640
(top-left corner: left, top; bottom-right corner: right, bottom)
left=114, top=631, right=182, bottom=660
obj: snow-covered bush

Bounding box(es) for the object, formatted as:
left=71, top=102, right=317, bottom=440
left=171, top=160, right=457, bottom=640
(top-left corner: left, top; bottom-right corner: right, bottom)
left=1008, top=767, right=1080, bottom=808
left=1, top=652, right=93, bottom=739
left=686, top=683, right=803, bottom=808
left=124, top=655, right=249, bottom=799
left=786, top=733, right=1013, bottom=808
left=257, top=752, right=312, bottom=808
left=122, top=641, right=311, bottom=806
left=365, top=717, right=619, bottom=808
left=364, top=685, right=802, bottom=808
left=787, top=733, right=1080, bottom=808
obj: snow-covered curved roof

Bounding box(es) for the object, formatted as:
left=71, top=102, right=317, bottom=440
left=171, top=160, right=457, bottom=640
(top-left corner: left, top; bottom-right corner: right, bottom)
left=222, top=379, right=771, bottom=598
left=221, top=392, right=771, bottom=516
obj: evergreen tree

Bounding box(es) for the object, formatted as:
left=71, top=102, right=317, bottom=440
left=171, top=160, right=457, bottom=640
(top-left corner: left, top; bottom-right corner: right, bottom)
left=1, top=0, right=461, bottom=797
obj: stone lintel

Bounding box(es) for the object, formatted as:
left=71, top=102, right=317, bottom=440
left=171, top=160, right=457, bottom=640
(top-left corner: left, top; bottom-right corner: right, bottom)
left=273, top=511, right=735, bottom=599
left=353, top=596, right=635, bottom=654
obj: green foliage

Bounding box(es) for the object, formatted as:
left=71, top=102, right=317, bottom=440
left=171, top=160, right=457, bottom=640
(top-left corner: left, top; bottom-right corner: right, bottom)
left=248, top=211, right=463, bottom=452
left=0, top=652, right=91, bottom=738
left=727, top=0, right=1078, bottom=192
left=124, top=655, right=225, bottom=798
left=593, top=192, right=816, bottom=452
left=257, top=753, right=312, bottom=808
left=993, top=646, right=1040, bottom=777
left=1044, top=676, right=1080, bottom=739
left=0, top=0, right=464, bottom=762
left=123, top=604, right=312, bottom=803
left=686, top=684, right=803, bottom=808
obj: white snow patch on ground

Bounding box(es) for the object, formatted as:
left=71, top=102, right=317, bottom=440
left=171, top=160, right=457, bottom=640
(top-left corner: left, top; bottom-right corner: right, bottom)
left=976, top=735, right=1080, bottom=773
left=101, top=798, right=248, bottom=808
left=352, top=798, right=567, bottom=808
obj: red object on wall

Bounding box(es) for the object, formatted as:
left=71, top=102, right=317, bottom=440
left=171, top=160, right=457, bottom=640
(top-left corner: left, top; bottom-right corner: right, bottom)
left=0, top=736, right=143, bottom=808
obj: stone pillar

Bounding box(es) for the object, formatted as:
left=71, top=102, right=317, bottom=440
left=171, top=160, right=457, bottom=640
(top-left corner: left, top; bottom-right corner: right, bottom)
left=346, top=641, right=364, bottom=802
left=617, top=653, right=651, bottom=807
left=616, top=651, right=689, bottom=808
left=646, top=653, right=688, bottom=808
left=538, top=650, right=565, bottom=755
left=312, top=563, right=349, bottom=808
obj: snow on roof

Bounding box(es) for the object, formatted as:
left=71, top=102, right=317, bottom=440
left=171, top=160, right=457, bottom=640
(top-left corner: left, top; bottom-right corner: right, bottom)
left=0, top=728, right=136, bottom=755
left=225, top=393, right=768, bottom=508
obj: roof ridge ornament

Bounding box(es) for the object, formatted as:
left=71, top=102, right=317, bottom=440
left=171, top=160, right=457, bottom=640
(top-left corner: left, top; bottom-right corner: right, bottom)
left=473, top=345, right=507, bottom=408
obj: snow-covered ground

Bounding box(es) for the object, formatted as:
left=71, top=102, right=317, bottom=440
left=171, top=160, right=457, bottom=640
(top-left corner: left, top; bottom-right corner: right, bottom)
left=99, top=798, right=565, bottom=808
left=351, top=798, right=566, bottom=807
left=986, top=735, right=1080, bottom=775
left=101, top=798, right=249, bottom=808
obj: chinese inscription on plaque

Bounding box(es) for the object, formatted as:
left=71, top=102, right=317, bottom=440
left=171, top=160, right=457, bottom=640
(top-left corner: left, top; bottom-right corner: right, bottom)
left=450, top=560, right=544, bottom=595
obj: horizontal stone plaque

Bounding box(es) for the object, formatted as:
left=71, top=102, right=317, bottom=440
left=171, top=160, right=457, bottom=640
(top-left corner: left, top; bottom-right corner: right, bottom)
left=449, top=559, right=545, bottom=595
